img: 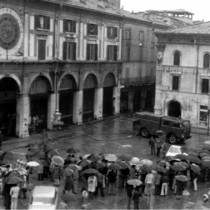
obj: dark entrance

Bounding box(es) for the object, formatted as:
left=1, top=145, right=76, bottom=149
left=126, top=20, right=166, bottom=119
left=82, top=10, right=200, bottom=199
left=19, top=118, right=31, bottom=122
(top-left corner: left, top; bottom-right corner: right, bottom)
left=103, top=73, right=115, bottom=117
left=120, top=88, right=128, bottom=113
left=133, top=87, right=141, bottom=112
left=168, top=100, right=181, bottom=118
left=0, top=77, right=19, bottom=138
left=83, top=74, right=97, bottom=122
left=29, top=76, right=50, bottom=133
left=59, top=75, right=76, bottom=125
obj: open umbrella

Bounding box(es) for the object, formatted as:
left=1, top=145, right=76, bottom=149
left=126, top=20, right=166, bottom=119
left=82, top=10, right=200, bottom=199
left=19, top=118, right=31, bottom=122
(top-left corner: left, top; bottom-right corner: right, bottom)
left=88, top=154, right=100, bottom=162
left=78, top=159, right=90, bottom=167
left=61, top=192, right=77, bottom=203
left=104, top=154, right=117, bottom=162
left=201, top=161, right=210, bottom=169
left=118, top=161, right=129, bottom=169
left=130, top=157, right=140, bottom=166
left=140, top=164, right=152, bottom=173
left=47, top=149, right=59, bottom=157
left=189, top=156, right=201, bottom=165
left=95, top=162, right=104, bottom=170
left=67, top=164, right=80, bottom=171
left=63, top=168, right=74, bottom=177
left=117, top=154, right=131, bottom=162
left=51, top=155, right=64, bottom=166
left=140, top=159, right=153, bottom=166
left=190, top=164, right=201, bottom=175
left=66, top=147, right=79, bottom=154
left=201, top=156, right=210, bottom=161
left=83, top=168, right=98, bottom=175
left=6, top=176, right=22, bottom=185
left=175, top=154, right=189, bottom=162
left=165, top=156, right=174, bottom=162
left=108, top=163, right=121, bottom=171
left=171, top=163, right=186, bottom=171
left=153, top=165, right=166, bottom=173
left=26, top=161, right=40, bottom=167
left=127, top=179, right=142, bottom=186
left=175, top=175, right=189, bottom=182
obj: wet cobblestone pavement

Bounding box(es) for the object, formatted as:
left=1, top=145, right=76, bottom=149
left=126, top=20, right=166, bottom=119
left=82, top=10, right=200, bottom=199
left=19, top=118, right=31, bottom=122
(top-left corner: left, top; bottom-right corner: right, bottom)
left=1, top=115, right=210, bottom=209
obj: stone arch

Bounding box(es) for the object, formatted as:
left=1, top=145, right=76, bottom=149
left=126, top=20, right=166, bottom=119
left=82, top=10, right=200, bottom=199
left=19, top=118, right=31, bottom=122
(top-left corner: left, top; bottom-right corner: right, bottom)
left=167, top=99, right=182, bottom=118
left=103, top=72, right=117, bottom=87
left=83, top=73, right=98, bottom=89
left=0, top=74, right=21, bottom=93
left=28, top=73, right=53, bottom=93
left=81, top=72, right=99, bottom=89
left=58, top=72, right=78, bottom=90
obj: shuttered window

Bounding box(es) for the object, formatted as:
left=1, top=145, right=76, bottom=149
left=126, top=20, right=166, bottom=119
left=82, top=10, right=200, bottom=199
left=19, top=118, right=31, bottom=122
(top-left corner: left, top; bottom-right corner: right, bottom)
left=107, top=45, right=118, bottom=61
left=87, top=44, right=98, bottom=61
left=87, top=24, right=98, bottom=36
left=172, top=75, right=179, bottom=91
left=63, top=42, right=76, bottom=61
left=201, top=79, right=209, bottom=94
left=107, top=27, right=118, bottom=39
left=63, top=20, right=76, bottom=33
left=203, top=54, right=210, bottom=68
left=38, top=39, right=46, bottom=60
left=35, top=15, right=50, bottom=30
left=173, top=51, right=181, bottom=66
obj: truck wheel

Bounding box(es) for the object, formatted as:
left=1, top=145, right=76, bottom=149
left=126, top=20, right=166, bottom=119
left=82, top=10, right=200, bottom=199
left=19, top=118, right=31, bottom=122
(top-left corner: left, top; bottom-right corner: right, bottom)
left=168, top=134, right=177, bottom=144
left=133, top=124, right=140, bottom=136
left=140, top=128, right=149, bottom=138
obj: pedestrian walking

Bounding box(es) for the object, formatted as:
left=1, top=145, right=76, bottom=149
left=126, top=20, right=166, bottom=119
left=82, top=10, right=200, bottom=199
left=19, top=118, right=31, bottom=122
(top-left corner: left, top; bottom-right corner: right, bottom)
left=87, top=175, right=97, bottom=199
left=191, top=171, right=198, bottom=191
left=19, top=175, right=27, bottom=199
left=144, top=171, right=154, bottom=197
left=107, top=170, right=117, bottom=195
left=73, top=166, right=79, bottom=194
left=95, top=172, right=105, bottom=197
left=126, top=184, right=133, bottom=209
left=154, top=172, right=162, bottom=195
left=38, top=160, right=44, bottom=181
left=160, top=173, right=169, bottom=196
left=10, top=184, right=20, bottom=210
left=132, top=187, right=142, bottom=210
left=118, top=166, right=130, bottom=189
left=81, top=187, right=89, bottom=209
left=63, top=174, right=74, bottom=194
left=149, top=136, right=156, bottom=155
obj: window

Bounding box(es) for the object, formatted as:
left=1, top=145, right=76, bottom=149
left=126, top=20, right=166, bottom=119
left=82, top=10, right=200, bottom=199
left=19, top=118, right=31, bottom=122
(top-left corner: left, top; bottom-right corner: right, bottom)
left=63, top=20, right=76, bottom=33
left=38, top=39, right=46, bottom=60
left=63, top=42, right=76, bottom=60
left=107, top=45, right=118, bottom=61
left=107, top=27, right=118, bottom=39
left=35, top=15, right=50, bottom=30
left=87, top=24, right=98, bottom=36
left=87, top=44, right=98, bottom=61
left=122, top=29, right=131, bottom=40
left=172, top=75, right=179, bottom=91
left=200, top=105, right=208, bottom=126
left=173, top=51, right=180, bottom=66
left=201, top=78, right=209, bottom=93
left=203, top=53, right=210, bottom=68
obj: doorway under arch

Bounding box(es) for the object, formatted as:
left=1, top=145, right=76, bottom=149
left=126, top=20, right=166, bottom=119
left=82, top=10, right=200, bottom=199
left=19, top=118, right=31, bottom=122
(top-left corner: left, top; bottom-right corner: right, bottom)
left=29, top=76, right=51, bottom=133
left=59, top=75, right=77, bottom=125
left=83, top=74, right=97, bottom=122
left=103, top=73, right=116, bottom=117
left=168, top=100, right=182, bottom=118
left=0, top=77, right=20, bottom=138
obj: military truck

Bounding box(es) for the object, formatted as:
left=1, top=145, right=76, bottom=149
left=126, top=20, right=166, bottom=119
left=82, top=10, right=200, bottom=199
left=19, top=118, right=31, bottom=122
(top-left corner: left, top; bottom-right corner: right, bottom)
left=133, top=112, right=191, bottom=144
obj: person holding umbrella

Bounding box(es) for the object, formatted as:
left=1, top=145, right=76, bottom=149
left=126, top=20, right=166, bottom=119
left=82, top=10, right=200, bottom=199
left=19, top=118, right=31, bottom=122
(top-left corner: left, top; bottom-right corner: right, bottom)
left=10, top=184, right=20, bottom=210
left=87, top=174, right=97, bottom=199
left=107, top=169, right=117, bottom=195
left=132, top=186, right=142, bottom=210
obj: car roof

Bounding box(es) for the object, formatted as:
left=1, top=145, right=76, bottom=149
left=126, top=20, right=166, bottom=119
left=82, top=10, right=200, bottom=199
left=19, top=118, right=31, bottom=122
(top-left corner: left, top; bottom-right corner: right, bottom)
left=32, top=186, right=56, bottom=198
left=162, top=116, right=189, bottom=122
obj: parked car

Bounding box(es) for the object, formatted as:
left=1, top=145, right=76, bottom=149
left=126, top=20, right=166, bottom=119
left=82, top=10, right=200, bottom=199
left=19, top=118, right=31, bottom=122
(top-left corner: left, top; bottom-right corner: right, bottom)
left=133, top=112, right=192, bottom=144
left=28, top=186, right=58, bottom=210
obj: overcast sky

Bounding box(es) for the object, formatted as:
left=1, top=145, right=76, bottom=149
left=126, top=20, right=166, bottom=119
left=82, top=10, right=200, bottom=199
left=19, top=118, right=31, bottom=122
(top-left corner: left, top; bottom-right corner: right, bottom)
left=121, top=0, right=210, bottom=21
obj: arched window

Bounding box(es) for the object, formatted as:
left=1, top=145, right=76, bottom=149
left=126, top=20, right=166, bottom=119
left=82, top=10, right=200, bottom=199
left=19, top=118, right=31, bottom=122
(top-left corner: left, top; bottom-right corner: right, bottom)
left=203, top=53, right=210, bottom=68
left=173, top=51, right=180, bottom=66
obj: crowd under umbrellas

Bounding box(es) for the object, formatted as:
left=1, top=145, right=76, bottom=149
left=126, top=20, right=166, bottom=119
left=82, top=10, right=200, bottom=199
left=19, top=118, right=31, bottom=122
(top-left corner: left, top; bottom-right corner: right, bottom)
left=1, top=140, right=210, bottom=210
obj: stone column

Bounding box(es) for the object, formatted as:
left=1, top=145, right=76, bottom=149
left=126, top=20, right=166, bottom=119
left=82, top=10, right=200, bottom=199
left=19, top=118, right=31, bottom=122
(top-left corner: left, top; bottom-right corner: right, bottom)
left=16, top=94, right=30, bottom=138
left=94, top=87, right=103, bottom=120
left=47, top=93, right=56, bottom=130
left=73, top=90, right=83, bottom=125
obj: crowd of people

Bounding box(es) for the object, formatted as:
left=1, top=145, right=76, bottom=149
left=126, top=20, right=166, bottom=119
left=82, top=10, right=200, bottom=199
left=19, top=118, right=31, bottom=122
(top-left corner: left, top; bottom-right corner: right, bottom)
left=0, top=131, right=210, bottom=210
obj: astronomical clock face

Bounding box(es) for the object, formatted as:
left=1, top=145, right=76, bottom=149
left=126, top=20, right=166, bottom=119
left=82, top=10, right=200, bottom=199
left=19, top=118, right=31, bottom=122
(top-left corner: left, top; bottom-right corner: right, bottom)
left=0, top=8, right=23, bottom=54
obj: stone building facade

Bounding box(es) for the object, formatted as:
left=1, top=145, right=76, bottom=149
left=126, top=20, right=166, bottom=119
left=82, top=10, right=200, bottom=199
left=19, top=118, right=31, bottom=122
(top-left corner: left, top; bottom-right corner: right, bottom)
left=155, top=22, right=210, bottom=129
left=0, top=0, right=122, bottom=138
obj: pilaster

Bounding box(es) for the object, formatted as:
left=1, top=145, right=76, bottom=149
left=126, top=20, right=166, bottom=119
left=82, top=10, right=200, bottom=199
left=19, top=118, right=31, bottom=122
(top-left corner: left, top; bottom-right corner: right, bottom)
left=73, top=90, right=83, bottom=124
left=94, top=87, right=103, bottom=119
